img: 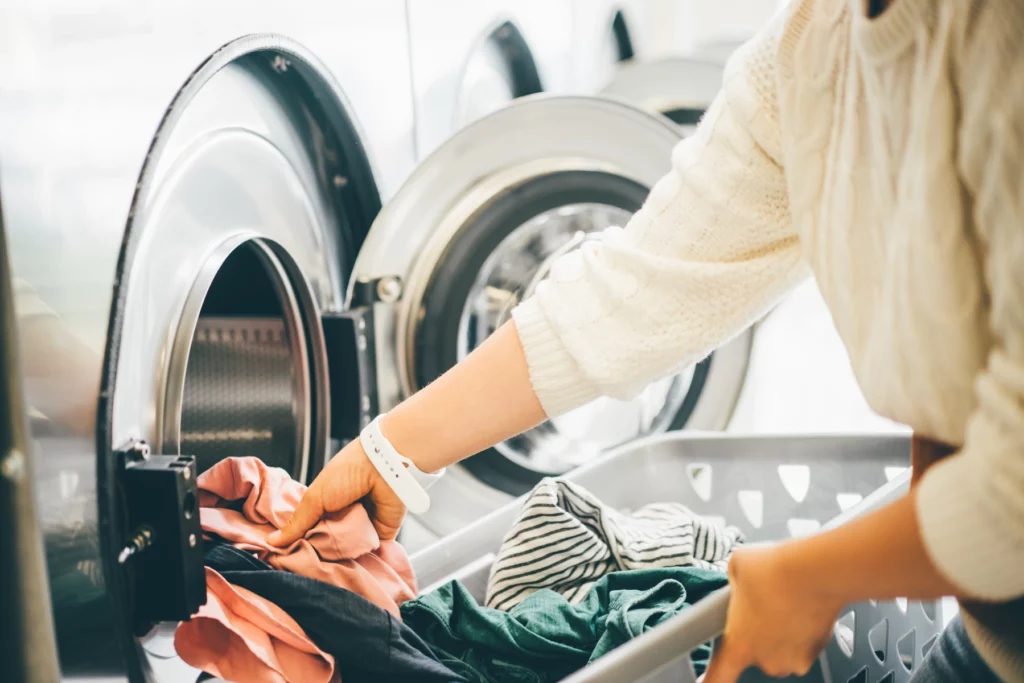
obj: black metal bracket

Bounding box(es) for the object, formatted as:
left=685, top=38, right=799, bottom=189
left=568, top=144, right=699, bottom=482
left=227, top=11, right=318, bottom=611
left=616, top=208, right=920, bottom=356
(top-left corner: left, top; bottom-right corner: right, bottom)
left=322, top=306, right=379, bottom=444
left=349, top=275, right=403, bottom=308
left=117, top=440, right=205, bottom=634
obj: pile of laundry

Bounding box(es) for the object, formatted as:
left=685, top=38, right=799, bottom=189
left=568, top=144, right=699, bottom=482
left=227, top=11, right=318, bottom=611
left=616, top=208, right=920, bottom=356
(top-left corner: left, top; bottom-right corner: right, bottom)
left=176, top=458, right=744, bottom=683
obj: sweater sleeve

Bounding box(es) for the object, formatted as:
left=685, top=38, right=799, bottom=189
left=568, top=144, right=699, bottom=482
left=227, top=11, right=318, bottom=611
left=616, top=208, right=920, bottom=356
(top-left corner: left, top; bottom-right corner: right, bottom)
left=914, top=9, right=1024, bottom=601
left=512, top=9, right=810, bottom=418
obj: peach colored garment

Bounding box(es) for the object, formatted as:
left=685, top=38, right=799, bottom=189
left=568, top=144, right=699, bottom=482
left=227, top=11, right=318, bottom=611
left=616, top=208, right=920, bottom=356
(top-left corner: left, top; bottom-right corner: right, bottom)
left=196, top=456, right=417, bottom=615
left=176, top=568, right=337, bottom=683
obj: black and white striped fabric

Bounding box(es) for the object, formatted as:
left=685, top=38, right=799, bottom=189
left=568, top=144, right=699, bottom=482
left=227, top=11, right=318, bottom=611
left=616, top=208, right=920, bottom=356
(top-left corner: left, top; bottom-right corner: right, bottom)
left=484, top=478, right=743, bottom=612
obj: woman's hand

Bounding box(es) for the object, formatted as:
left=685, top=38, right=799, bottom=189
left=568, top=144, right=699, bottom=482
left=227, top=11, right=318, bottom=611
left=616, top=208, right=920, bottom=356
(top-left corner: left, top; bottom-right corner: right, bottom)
left=268, top=440, right=406, bottom=545
left=267, top=322, right=546, bottom=546
left=704, top=492, right=960, bottom=682
left=703, top=545, right=844, bottom=682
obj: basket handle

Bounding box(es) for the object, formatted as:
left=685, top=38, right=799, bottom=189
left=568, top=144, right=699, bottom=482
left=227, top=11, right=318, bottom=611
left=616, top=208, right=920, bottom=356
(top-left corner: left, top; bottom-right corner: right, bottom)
left=562, top=472, right=913, bottom=683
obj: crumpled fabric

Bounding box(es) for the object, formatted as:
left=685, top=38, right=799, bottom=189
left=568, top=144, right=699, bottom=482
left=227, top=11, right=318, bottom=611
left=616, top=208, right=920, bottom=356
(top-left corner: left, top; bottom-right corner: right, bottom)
left=175, top=567, right=338, bottom=683
left=204, top=542, right=468, bottom=683
left=401, top=567, right=728, bottom=682
left=175, top=457, right=419, bottom=683
left=197, top=456, right=417, bottom=615
left=485, top=478, right=742, bottom=611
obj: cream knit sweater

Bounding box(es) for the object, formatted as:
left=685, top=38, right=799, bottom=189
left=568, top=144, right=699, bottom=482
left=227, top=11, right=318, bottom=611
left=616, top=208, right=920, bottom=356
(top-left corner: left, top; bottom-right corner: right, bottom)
left=512, top=0, right=1024, bottom=678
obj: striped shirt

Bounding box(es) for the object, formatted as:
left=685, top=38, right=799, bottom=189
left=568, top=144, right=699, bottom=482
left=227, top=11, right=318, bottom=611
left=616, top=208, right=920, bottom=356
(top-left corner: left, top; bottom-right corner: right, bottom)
left=485, top=478, right=743, bottom=611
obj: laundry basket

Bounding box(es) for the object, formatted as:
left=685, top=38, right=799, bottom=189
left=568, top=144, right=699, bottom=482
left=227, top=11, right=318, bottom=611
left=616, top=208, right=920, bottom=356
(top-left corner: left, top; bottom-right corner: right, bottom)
left=410, top=433, right=945, bottom=683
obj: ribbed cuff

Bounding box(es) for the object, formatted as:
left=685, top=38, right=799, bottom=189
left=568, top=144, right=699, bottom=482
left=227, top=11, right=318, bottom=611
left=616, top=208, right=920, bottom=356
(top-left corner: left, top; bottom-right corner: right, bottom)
left=511, top=297, right=602, bottom=419
left=916, top=452, right=1024, bottom=602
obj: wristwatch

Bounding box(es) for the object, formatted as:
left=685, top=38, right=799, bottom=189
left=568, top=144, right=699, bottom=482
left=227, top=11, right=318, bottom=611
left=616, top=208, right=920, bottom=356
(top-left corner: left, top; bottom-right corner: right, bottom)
left=359, top=415, right=445, bottom=514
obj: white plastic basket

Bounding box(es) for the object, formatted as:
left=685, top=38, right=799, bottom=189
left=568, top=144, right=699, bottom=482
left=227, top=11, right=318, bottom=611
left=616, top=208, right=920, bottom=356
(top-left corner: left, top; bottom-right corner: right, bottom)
left=411, top=433, right=943, bottom=683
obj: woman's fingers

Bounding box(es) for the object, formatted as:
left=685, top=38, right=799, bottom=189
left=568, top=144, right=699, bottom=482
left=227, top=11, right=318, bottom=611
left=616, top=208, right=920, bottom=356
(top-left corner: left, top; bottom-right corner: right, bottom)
left=702, top=636, right=750, bottom=683
left=267, top=484, right=326, bottom=546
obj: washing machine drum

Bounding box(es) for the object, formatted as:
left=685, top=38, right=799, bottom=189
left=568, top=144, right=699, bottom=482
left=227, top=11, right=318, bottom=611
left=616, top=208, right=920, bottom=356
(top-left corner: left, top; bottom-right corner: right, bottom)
left=349, top=96, right=751, bottom=536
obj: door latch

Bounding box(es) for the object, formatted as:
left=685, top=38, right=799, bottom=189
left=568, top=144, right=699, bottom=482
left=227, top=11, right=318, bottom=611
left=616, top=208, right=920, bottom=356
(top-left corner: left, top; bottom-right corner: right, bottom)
left=116, top=439, right=205, bottom=633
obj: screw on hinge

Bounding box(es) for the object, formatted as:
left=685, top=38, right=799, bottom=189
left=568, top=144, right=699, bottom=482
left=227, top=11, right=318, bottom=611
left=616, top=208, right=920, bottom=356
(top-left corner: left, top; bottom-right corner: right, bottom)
left=376, top=276, right=403, bottom=303
left=117, top=526, right=155, bottom=564
left=122, top=438, right=151, bottom=463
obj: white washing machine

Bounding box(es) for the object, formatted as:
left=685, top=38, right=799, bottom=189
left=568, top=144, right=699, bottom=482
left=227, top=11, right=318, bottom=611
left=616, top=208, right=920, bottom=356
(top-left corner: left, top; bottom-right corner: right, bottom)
left=405, top=0, right=575, bottom=160
left=398, top=0, right=751, bottom=547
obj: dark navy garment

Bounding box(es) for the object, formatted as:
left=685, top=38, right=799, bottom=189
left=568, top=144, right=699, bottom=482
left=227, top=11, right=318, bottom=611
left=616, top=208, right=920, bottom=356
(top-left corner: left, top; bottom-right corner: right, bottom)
left=203, top=542, right=467, bottom=683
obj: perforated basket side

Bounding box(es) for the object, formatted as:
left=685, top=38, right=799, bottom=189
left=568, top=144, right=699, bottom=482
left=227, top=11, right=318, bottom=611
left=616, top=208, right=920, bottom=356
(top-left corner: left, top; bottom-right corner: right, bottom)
left=562, top=472, right=945, bottom=683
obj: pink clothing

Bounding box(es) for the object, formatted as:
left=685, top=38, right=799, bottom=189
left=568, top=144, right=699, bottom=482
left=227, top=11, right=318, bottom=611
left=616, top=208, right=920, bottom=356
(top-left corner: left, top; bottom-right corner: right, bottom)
left=176, top=568, right=337, bottom=683
left=197, top=456, right=417, bottom=615
left=175, top=457, right=419, bottom=682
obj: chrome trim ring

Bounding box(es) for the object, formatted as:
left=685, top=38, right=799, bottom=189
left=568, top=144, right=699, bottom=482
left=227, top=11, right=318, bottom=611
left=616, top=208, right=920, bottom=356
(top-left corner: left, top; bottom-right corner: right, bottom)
left=160, top=237, right=313, bottom=482
left=349, top=95, right=684, bottom=412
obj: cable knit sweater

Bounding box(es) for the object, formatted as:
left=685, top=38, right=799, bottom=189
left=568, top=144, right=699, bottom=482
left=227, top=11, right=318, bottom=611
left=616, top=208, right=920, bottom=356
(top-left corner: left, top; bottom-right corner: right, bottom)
left=511, top=0, right=1024, bottom=678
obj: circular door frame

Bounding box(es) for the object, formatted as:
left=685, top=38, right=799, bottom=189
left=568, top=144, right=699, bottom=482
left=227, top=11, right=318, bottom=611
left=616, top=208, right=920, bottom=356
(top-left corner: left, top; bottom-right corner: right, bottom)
left=348, top=95, right=684, bottom=410
left=350, top=95, right=752, bottom=534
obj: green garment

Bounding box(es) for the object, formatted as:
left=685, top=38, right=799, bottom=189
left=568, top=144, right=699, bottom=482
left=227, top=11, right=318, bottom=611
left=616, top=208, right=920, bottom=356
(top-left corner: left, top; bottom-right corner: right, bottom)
left=400, top=567, right=727, bottom=683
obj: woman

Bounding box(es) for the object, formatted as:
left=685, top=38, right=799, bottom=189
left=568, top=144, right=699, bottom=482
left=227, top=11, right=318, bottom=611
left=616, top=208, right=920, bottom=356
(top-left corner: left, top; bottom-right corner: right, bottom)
left=269, top=0, right=1024, bottom=679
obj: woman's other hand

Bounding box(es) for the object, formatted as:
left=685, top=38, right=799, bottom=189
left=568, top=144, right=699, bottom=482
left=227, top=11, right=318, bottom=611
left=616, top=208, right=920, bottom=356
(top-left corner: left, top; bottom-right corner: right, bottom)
left=703, top=545, right=843, bottom=682
left=268, top=440, right=406, bottom=545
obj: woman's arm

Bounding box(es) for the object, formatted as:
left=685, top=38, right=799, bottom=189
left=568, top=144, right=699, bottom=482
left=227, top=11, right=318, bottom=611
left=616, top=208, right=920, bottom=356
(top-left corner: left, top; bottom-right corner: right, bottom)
left=512, top=13, right=806, bottom=418
left=704, top=490, right=959, bottom=682
left=271, top=6, right=804, bottom=545
left=378, top=322, right=545, bottom=474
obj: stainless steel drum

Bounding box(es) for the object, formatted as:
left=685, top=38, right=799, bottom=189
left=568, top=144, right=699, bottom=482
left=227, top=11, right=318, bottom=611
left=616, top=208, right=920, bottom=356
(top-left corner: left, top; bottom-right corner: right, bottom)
left=169, top=240, right=312, bottom=479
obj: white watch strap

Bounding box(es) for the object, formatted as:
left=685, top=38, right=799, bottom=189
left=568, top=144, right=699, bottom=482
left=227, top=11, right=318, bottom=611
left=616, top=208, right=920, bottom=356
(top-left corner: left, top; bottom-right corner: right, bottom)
left=359, top=416, right=444, bottom=515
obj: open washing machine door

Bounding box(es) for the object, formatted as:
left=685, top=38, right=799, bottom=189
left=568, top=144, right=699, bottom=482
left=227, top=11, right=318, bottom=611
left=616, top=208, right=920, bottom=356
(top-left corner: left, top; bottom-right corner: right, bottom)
left=86, top=35, right=386, bottom=682
left=345, top=96, right=752, bottom=539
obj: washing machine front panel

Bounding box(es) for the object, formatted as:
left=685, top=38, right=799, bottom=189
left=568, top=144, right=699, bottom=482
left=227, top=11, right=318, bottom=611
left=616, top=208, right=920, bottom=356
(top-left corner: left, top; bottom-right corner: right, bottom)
left=348, top=96, right=735, bottom=535
left=1, top=3, right=413, bottom=680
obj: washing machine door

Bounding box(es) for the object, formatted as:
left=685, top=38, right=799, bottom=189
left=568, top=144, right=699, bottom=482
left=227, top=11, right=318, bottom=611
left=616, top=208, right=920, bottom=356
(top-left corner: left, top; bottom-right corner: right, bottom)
left=348, top=96, right=751, bottom=537
left=600, top=57, right=727, bottom=132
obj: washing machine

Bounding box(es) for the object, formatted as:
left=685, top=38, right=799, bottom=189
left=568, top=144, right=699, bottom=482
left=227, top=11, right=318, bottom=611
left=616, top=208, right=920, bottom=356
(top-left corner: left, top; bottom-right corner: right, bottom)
left=405, top=0, right=575, bottom=160
left=570, top=0, right=648, bottom=93
left=361, top=86, right=755, bottom=545
left=400, top=0, right=751, bottom=545
left=2, top=2, right=405, bottom=680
